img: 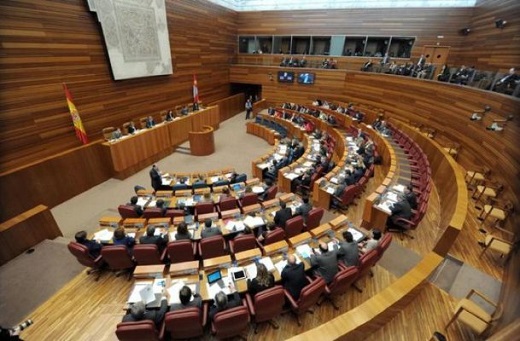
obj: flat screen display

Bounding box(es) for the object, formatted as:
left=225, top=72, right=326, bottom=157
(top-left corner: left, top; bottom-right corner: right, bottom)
left=278, top=71, right=295, bottom=83
left=298, top=72, right=315, bottom=84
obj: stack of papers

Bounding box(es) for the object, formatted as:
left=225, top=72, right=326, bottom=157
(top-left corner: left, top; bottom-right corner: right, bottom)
left=252, top=186, right=265, bottom=194
left=161, top=178, right=172, bottom=186
left=257, top=163, right=270, bottom=169
left=348, top=227, right=365, bottom=243
left=210, top=176, right=221, bottom=183
left=93, top=229, right=113, bottom=242
left=245, top=263, right=258, bottom=279
left=284, top=173, right=300, bottom=180
left=136, top=197, right=148, bottom=207
left=224, top=220, right=245, bottom=232
left=377, top=201, right=393, bottom=214
left=393, top=184, right=406, bottom=193
left=296, top=244, right=313, bottom=259
left=243, top=215, right=265, bottom=228
left=386, top=192, right=398, bottom=202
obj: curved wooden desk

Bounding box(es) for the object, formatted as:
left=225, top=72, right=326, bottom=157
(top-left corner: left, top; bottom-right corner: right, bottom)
left=189, top=125, right=215, bottom=156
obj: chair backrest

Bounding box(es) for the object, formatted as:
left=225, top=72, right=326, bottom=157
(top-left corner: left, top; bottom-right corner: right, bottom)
left=328, top=266, right=359, bottom=297
left=142, top=208, right=164, bottom=219
left=305, top=208, right=324, bottom=230
left=133, top=244, right=162, bottom=265
left=240, top=193, right=259, bottom=207
left=115, top=320, right=159, bottom=341
left=163, top=307, right=203, bottom=339
left=139, top=117, right=148, bottom=129
left=212, top=305, right=250, bottom=339
left=264, top=185, right=278, bottom=200
left=231, top=234, right=257, bottom=254
left=340, top=185, right=358, bottom=205
left=167, top=240, right=195, bottom=264
left=118, top=205, right=140, bottom=219
left=200, top=235, right=227, bottom=259
left=263, top=228, right=286, bottom=245
left=101, top=245, right=135, bottom=270
left=165, top=209, right=185, bottom=219
left=122, top=122, right=131, bottom=135
left=219, top=197, right=238, bottom=211
left=195, top=202, right=215, bottom=216
left=252, top=285, right=285, bottom=323
left=67, top=242, right=99, bottom=268
left=357, top=249, right=378, bottom=279
left=284, top=216, right=304, bottom=238
left=102, top=127, right=116, bottom=140
left=296, top=277, right=327, bottom=313
left=375, top=233, right=393, bottom=263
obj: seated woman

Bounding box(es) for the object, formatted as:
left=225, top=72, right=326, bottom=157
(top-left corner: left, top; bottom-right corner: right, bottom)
left=247, top=263, right=275, bottom=297
left=174, top=222, right=192, bottom=241
left=112, top=227, right=136, bottom=253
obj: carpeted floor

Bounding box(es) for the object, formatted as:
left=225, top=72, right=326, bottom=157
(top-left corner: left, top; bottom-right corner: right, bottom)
left=378, top=241, right=422, bottom=277
left=0, top=238, right=84, bottom=326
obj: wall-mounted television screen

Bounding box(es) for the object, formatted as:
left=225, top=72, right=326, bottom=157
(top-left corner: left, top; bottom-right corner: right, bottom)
left=278, top=71, right=295, bottom=83
left=298, top=72, right=315, bottom=84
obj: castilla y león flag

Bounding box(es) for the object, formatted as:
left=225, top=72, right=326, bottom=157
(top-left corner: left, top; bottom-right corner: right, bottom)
left=63, top=83, right=89, bottom=145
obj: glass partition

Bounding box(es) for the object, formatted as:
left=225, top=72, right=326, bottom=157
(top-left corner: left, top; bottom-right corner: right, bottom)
left=273, top=36, right=291, bottom=54
left=238, top=36, right=257, bottom=54
left=257, top=36, right=273, bottom=54
left=291, top=36, right=311, bottom=55
left=311, top=36, right=331, bottom=55
left=343, top=36, right=367, bottom=56
left=365, top=37, right=390, bottom=57
left=388, top=37, right=415, bottom=58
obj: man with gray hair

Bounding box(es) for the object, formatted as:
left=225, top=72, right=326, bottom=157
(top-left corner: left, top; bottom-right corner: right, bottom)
left=122, top=294, right=168, bottom=328
left=208, top=283, right=241, bottom=321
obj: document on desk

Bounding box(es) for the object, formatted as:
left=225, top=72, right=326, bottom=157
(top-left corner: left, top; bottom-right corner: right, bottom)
left=243, top=215, right=265, bottom=228
left=245, top=263, right=257, bottom=279
left=224, top=220, right=245, bottom=232
left=257, top=163, right=270, bottom=169
left=210, top=176, right=221, bottom=183
left=284, top=172, right=300, bottom=180
left=348, top=227, right=365, bottom=243
left=259, top=257, right=275, bottom=272
left=168, top=280, right=198, bottom=305
left=377, top=201, right=393, bottom=214
left=330, top=177, right=338, bottom=184
left=296, top=244, right=313, bottom=259
left=393, top=184, right=406, bottom=193
left=161, top=178, right=172, bottom=186
left=386, top=192, right=398, bottom=202
left=93, top=229, right=113, bottom=243
left=128, top=282, right=157, bottom=304
left=136, top=197, right=149, bottom=207
left=303, top=161, right=314, bottom=167
left=252, top=186, right=265, bottom=194
left=326, top=186, right=335, bottom=194
left=206, top=276, right=231, bottom=298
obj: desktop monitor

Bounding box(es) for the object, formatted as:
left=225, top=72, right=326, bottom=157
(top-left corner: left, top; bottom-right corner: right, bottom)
left=298, top=72, right=315, bottom=84
left=277, top=71, right=295, bottom=83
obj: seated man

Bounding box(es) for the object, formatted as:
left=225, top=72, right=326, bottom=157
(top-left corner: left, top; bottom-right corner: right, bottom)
left=258, top=178, right=273, bottom=201
left=170, top=285, right=202, bottom=311
left=274, top=201, right=292, bottom=229
left=122, top=297, right=168, bottom=329
left=404, top=184, right=418, bottom=210
left=333, top=178, right=347, bottom=198
left=180, top=106, right=189, bottom=116
left=361, top=229, right=383, bottom=253
left=294, top=196, right=312, bottom=224
left=145, top=116, right=155, bottom=128
left=74, top=230, right=102, bottom=258
left=113, top=227, right=136, bottom=252
left=127, top=121, right=137, bottom=134
left=388, top=194, right=413, bottom=230
left=281, top=254, right=307, bottom=300
left=494, top=67, right=520, bottom=94
left=337, top=231, right=360, bottom=266
left=139, top=225, right=168, bottom=252
left=310, top=242, right=340, bottom=284
left=200, top=218, right=222, bottom=239
left=209, top=284, right=241, bottom=322
left=128, top=196, right=144, bottom=217
left=361, top=59, right=373, bottom=72
left=174, top=222, right=192, bottom=240
left=165, top=110, right=175, bottom=122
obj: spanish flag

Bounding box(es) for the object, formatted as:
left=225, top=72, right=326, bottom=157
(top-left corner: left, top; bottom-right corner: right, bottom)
left=63, top=83, right=89, bottom=145
left=193, top=74, right=200, bottom=104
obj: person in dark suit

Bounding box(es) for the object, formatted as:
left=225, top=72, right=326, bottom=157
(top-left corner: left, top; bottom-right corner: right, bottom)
left=201, top=218, right=222, bottom=239
left=128, top=196, right=144, bottom=217
left=174, top=222, right=192, bottom=240
left=258, top=178, right=273, bottom=201
left=388, top=194, right=413, bottom=229
left=170, top=285, right=202, bottom=311
left=274, top=201, right=292, bottom=229
left=149, top=164, right=162, bottom=192
left=245, top=98, right=253, bottom=120
left=294, top=196, right=312, bottom=224
left=361, top=59, right=373, bottom=72
left=344, top=170, right=356, bottom=186
left=139, top=225, right=168, bottom=252
left=74, top=230, right=102, bottom=258
left=145, top=116, right=155, bottom=128
left=310, top=242, right=340, bottom=284
left=209, top=285, right=241, bottom=322
left=333, top=178, right=347, bottom=197
left=127, top=121, right=137, bottom=134
left=180, top=106, right=189, bottom=115
left=353, top=165, right=364, bottom=183
left=494, top=67, right=520, bottom=93
left=281, top=254, right=307, bottom=300
left=122, top=299, right=168, bottom=329
left=404, top=184, right=418, bottom=210
left=165, top=110, right=175, bottom=122
left=247, top=263, right=275, bottom=297
left=112, top=227, right=136, bottom=252
left=337, top=231, right=360, bottom=267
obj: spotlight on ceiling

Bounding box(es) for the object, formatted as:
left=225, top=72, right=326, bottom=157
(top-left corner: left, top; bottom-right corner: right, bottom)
left=495, top=19, right=507, bottom=29
left=460, top=28, right=471, bottom=36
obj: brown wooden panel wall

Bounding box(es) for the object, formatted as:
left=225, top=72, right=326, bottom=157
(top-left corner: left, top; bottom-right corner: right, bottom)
left=230, top=65, right=519, bottom=235
left=0, top=0, right=237, bottom=172
left=208, top=93, right=245, bottom=122
left=452, top=0, right=520, bottom=70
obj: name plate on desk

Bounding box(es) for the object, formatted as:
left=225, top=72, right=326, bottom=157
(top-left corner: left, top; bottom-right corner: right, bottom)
left=123, top=218, right=146, bottom=229
left=288, top=232, right=312, bottom=247
left=169, top=261, right=199, bottom=276
left=99, top=216, right=121, bottom=228
left=329, top=215, right=348, bottom=229
left=134, top=265, right=166, bottom=279
left=263, top=240, right=289, bottom=255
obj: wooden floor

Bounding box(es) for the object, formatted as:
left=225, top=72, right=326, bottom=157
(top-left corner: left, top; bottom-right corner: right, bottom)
left=18, top=159, right=504, bottom=341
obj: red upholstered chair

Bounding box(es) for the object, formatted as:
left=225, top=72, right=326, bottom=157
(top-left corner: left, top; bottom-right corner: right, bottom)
left=260, top=185, right=278, bottom=202
left=304, top=207, right=324, bottom=231
left=118, top=205, right=140, bottom=219
left=67, top=242, right=104, bottom=280
left=284, top=277, right=326, bottom=326
left=386, top=202, right=426, bottom=240
left=115, top=320, right=159, bottom=341
left=211, top=304, right=250, bottom=339
left=353, top=249, right=378, bottom=292
left=374, top=233, right=393, bottom=263
left=164, top=209, right=184, bottom=221
left=142, top=208, right=164, bottom=219
left=100, top=245, right=136, bottom=280
left=166, top=240, right=197, bottom=264
left=297, top=174, right=318, bottom=196
left=258, top=228, right=286, bottom=248
left=239, top=193, right=258, bottom=208
left=218, top=197, right=238, bottom=212
left=229, top=234, right=257, bottom=254
left=133, top=244, right=166, bottom=265
left=321, top=266, right=359, bottom=309
left=198, top=235, right=227, bottom=259
left=160, top=307, right=207, bottom=340
left=284, top=216, right=304, bottom=238
left=331, top=185, right=358, bottom=211
left=195, top=202, right=216, bottom=219
left=245, top=285, right=285, bottom=333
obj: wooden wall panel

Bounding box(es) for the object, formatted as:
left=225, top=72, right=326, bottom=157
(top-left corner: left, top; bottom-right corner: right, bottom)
left=0, top=0, right=237, bottom=172
left=453, top=0, right=520, bottom=70
left=208, top=93, right=245, bottom=122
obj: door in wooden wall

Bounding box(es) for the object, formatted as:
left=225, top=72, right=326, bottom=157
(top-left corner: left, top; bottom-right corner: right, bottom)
left=422, top=45, right=450, bottom=66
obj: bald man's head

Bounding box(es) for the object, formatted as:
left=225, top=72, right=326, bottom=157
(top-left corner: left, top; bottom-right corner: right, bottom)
left=319, top=242, right=328, bottom=253
left=287, top=254, right=296, bottom=264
